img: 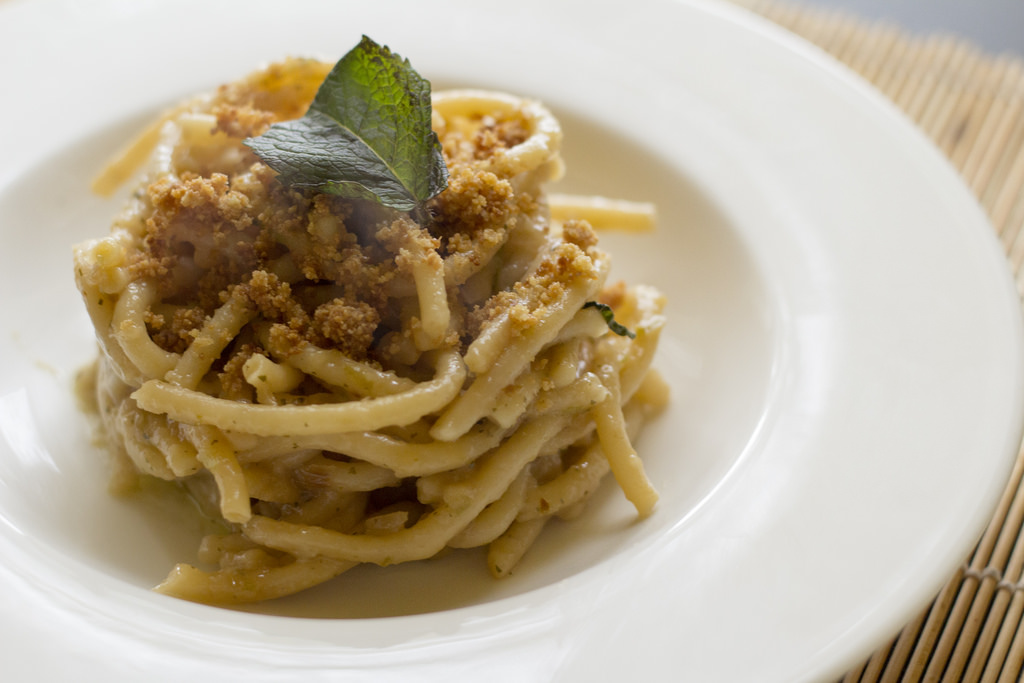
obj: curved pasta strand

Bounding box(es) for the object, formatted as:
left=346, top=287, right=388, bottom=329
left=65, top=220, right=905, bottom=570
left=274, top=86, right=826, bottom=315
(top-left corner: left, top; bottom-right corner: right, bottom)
left=111, top=279, right=179, bottom=382
left=234, top=420, right=507, bottom=477
left=242, top=353, right=304, bottom=404
left=155, top=556, right=356, bottom=605
left=165, top=291, right=254, bottom=389
left=283, top=345, right=418, bottom=397
left=614, top=288, right=668, bottom=401
left=243, top=414, right=564, bottom=565
left=91, top=103, right=192, bottom=196
left=126, top=404, right=201, bottom=478
left=518, top=440, right=609, bottom=523
left=592, top=368, right=658, bottom=518
left=188, top=424, right=251, bottom=523
left=447, top=468, right=532, bottom=549
left=518, top=397, right=654, bottom=524
left=487, top=517, right=548, bottom=578
left=431, top=254, right=609, bottom=441
left=488, top=364, right=544, bottom=429
left=409, top=243, right=450, bottom=351
left=462, top=309, right=514, bottom=375
left=132, top=349, right=466, bottom=436
left=549, top=194, right=656, bottom=233
left=110, top=402, right=177, bottom=481
left=296, top=455, right=402, bottom=492
left=432, top=90, right=563, bottom=182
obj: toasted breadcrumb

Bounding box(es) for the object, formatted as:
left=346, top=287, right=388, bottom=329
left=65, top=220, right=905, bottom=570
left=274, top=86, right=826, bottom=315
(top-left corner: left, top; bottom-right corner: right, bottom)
left=467, top=227, right=602, bottom=340
left=123, top=58, right=604, bottom=380
left=218, top=343, right=259, bottom=401
left=561, top=219, right=600, bottom=250
left=212, top=103, right=275, bottom=140
left=598, top=279, right=627, bottom=309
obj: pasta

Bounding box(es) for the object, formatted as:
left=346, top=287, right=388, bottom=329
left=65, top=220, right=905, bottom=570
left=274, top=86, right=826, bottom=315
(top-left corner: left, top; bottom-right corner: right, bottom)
left=74, top=57, right=668, bottom=604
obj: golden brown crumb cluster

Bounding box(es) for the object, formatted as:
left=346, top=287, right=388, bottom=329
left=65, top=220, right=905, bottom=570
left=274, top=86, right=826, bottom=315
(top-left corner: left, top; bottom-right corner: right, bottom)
left=468, top=224, right=602, bottom=340
left=127, top=60, right=602, bottom=391
left=436, top=110, right=531, bottom=165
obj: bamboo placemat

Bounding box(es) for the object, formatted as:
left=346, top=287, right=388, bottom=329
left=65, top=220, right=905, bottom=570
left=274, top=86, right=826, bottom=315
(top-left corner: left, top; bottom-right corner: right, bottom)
left=725, top=1, right=1024, bottom=681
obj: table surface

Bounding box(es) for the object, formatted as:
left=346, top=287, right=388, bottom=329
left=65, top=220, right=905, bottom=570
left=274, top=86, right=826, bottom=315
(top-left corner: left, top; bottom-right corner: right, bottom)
left=797, top=0, right=1024, bottom=57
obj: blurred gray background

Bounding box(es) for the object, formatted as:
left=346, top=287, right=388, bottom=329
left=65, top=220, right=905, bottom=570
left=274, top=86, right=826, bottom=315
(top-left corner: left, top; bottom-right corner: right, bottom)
left=796, top=0, right=1024, bottom=56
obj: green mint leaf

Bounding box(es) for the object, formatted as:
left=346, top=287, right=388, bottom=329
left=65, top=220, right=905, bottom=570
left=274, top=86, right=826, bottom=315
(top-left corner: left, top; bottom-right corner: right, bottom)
left=583, top=301, right=636, bottom=339
left=244, top=36, right=448, bottom=212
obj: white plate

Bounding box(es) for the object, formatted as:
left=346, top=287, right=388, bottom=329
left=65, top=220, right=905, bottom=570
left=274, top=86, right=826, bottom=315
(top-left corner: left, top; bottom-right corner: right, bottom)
left=1, top=0, right=1021, bottom=680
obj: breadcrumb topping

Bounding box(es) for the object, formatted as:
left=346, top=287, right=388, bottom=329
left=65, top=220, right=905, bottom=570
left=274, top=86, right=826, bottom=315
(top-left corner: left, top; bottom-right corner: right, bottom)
left=468, top=232, right=602, bottom=340
left=113, top=58, right=607, bottom=382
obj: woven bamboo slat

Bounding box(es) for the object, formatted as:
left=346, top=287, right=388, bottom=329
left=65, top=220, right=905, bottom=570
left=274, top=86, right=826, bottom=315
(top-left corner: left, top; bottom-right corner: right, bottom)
left=726, top=1, right=1024, bottom=680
